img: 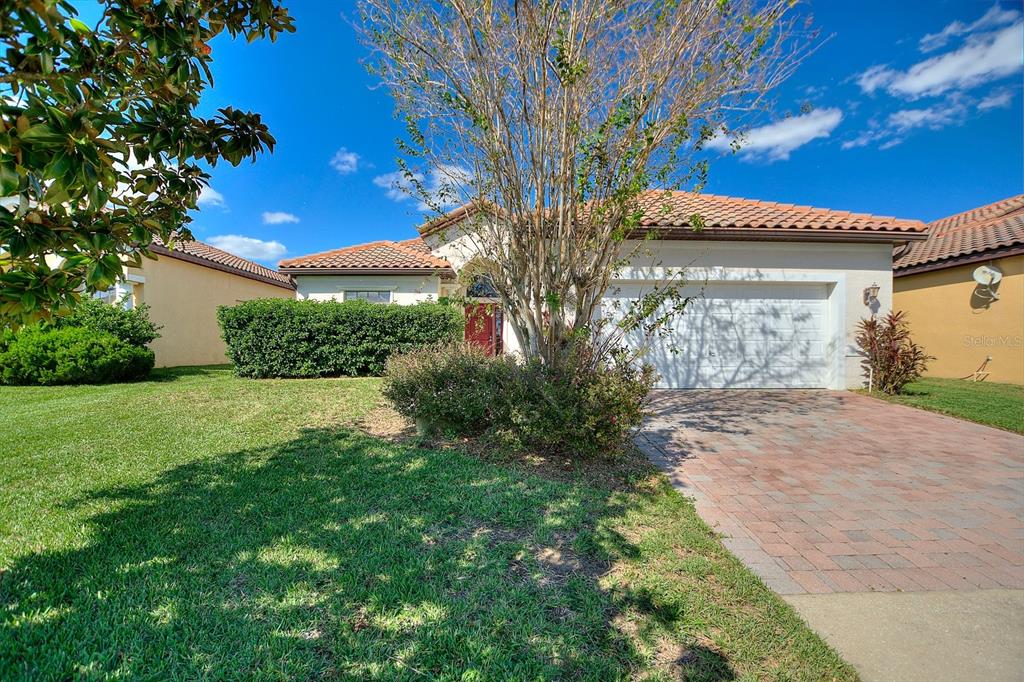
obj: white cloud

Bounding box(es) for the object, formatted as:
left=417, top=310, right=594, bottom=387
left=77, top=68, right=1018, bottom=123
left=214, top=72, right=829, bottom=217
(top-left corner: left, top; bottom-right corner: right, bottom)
left=978, top=88, right=1015, bottom=110
left=841, top=101, right=967, bottom=150
left=919, top=5, right=1020, bottom=52
left=855, top=65, right=898, bottom=95
left=706, top=108, right=843, bottom=162
left=373, top=164, right=472, bottom=210
left=373, top=170, right=418, bottom=202
left=802, top=84, right=828, bottom=98
left=840, top=133, right=873, bottom=150
left=856, top=22, right=1023, bottom=98
left=261, top=211, right=300, bottom=224
left=887, top=105, right=964, bottom=130
left=197, top=185, right=227, bottom=209
left=206, top=235, right=287, bottom=262
left=330, top=147, right=360, bottom=174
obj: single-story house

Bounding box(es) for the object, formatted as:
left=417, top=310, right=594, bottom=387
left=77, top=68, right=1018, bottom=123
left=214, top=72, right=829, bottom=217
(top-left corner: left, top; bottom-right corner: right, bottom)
left=280, top=191, right=928, bottom=389
left=108, top=239, right=295, bottom=367
left=893, top=195, right=1023, bottom=385
left=280, top=237, right=457, bottom=303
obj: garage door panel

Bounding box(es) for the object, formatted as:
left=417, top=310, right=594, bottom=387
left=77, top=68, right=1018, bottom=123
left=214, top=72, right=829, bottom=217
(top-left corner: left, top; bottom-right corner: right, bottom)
left=606, top=282, right=829, bottom=389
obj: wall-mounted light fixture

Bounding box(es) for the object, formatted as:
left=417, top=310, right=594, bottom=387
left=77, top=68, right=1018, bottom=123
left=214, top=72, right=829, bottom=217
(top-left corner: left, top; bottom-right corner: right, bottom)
left=863, top=282, right=880, bottom=307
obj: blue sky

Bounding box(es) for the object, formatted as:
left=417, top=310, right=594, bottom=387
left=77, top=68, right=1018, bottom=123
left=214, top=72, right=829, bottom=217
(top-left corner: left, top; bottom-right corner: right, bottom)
left=109, top=1, right=1024, bottom=263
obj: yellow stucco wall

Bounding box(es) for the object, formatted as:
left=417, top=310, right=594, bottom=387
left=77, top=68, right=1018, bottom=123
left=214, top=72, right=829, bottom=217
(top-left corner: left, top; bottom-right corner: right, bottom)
left=893, top=254, right=1024, bottom=384
left=126, top=256, right=294, bottom=368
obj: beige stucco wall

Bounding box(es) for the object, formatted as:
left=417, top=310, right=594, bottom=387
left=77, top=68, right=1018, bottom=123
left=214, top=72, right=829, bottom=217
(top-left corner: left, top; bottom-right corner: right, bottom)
left=126, top=256, right=294, bottom=368
left=893, top=254, right=1023, bottom=384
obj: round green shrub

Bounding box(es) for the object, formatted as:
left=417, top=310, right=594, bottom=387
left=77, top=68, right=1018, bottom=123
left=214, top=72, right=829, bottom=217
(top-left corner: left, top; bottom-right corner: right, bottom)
left=52, top=297, right=161, bottom=348
left=0, top=327, right=155, bottom=385
left=382, top=342, right=516, bottom=436
left=500, top=353, right=655, bottom=458
left=382, top=341, right=655, bottom=457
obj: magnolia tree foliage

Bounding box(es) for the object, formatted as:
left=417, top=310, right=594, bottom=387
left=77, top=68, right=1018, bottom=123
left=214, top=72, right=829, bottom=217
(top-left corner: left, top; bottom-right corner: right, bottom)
left=0, top=0, right=294, bottom=324
left=360, top=0, right=810, bottom=365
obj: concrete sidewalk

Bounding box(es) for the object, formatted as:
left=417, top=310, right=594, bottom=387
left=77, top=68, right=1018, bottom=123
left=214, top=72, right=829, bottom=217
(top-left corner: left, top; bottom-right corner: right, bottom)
left=786, top=590, right=1024, bottom=682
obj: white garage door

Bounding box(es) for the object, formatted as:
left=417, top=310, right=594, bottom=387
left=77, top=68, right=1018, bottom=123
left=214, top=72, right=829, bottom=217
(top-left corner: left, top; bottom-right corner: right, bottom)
left=606, top=282, right=830, bottom=389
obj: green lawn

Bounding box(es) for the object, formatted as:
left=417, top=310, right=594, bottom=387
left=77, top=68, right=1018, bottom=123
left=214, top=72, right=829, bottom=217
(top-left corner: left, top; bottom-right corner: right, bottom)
left=868, top=377, right=1024, bottom=434
left=0, top=367, right=854, bottom=681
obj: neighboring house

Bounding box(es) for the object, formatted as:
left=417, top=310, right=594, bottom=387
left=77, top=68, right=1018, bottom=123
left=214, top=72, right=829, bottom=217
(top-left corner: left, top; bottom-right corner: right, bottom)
left=281, top=191, right=927, bottom=389
left=279, top=238, right=457, bottom=303
left=278, top=238, right=504, bottom=354
left=110, top=239, right=295, bottom=367
left=893, top=195, right=1024, bottom=385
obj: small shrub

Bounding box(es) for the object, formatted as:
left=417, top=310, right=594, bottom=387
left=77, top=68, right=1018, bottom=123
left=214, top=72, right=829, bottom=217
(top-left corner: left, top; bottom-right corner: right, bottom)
left=501, top=348, right=656, bottom=458
left=0, top=327, right=155, bottom=385
left=217, top=298, right=464, bottom=378
left=856, top=310, right=931, bottom=395
left=382, top=342, right=515, bottom=436
left=52, top=297, right=161, bottom=348
left=383, top=340, right=655, bottom=457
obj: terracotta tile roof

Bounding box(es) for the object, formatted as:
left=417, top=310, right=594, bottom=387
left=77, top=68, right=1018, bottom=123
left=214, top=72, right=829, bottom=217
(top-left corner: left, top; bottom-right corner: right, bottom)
left=894, top=195, right=1024, bottom=274
left=419, top=201, right=490, bottom=236
left=279, top=237, right=453, bottom=273
left=634, top=191, right=925, bottom=234
left=152, top=237, right=295, bottom=289
left=419, top=190, right=927, bottom=239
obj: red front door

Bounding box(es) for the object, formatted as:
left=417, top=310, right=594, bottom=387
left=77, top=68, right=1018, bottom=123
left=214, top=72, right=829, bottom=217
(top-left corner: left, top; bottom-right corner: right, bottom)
left=464, top=303, right=502, bottom=356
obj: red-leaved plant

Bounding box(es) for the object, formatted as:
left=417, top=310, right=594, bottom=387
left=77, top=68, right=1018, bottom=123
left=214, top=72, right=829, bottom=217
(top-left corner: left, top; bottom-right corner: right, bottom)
left=855, top=310, right=932, bottom=395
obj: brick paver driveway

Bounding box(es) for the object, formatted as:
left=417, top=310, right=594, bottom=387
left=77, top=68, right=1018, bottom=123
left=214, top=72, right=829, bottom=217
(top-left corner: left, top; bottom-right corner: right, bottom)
left=638, top=390, right=1024, bottom=595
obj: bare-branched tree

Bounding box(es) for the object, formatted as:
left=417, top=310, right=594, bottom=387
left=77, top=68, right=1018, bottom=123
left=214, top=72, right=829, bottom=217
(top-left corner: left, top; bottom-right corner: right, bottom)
left=359, top=0, right=811, bottom=365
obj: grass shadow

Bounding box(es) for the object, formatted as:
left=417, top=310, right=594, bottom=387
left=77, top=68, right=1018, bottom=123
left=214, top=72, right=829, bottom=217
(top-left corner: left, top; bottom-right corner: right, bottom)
left=145, top=364, right=236, bottom=383
left=0, top=426, right=741, bottom=680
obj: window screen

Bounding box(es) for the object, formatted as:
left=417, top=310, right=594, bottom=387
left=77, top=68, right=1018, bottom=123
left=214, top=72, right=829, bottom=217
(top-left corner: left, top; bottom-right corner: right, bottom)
left=344, top=290, right=391, bottom=303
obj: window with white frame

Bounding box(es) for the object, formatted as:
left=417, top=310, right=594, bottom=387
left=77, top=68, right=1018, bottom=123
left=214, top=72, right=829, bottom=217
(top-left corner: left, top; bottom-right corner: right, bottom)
left=93, top=280, right=136, bottom=309
left=343, top=290, right=391, bottom=303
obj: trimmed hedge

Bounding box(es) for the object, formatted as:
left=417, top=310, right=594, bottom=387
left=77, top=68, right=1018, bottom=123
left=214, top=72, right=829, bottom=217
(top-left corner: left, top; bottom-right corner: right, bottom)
left=217, top=298, right=464, bottom=378
left=0, top=327, right=155, bottom=385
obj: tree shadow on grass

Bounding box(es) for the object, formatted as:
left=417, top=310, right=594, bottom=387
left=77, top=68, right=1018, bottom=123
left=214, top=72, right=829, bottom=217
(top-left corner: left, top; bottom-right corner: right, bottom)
left=144, top=365, right=235, bottom=383
left=0, top=428, right=734, bottom=681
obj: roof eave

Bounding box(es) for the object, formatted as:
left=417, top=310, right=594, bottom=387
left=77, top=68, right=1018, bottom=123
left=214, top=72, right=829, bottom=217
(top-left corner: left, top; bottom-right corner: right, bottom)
left=894, top=243, right=1024, bottom=277
left=150, top=244, right=296, bottom=290
left=420, top=217, right=927, bottom=242
left=417, top=201, right=489, bottom=238
left=280, top=266, right=456, bottom=277
left=638, top=227, right=930, bottom=243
